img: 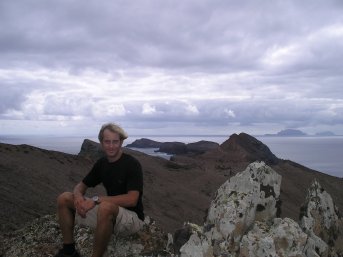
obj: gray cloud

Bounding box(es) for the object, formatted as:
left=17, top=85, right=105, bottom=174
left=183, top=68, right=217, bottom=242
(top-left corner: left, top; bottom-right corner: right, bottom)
left=0, top=0, right=343, bottom=135
left=0, top=82, right=28, bottom=113
left=1, top=0, right=340, bottom=71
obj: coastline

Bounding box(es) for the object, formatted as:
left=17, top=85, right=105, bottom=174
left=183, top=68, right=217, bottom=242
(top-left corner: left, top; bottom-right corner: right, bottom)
left=0, top=134, right=342, bottom=178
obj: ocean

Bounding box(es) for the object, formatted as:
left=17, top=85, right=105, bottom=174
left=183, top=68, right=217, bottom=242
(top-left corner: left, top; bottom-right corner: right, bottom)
left=0, top=135, right=342, bottom=178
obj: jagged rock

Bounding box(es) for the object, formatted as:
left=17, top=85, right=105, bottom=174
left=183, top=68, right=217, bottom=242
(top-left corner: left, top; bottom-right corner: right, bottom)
left=78, top=139, right=105, bottom=160
left=240, top=218, right=308, bottom=257
left=220, top=133, right=279, bottom=164
left=180, top=162, right=342, bottom=257
left=173, top=222, right=204, bottom=254
left=207, top=161, right=282, bottom=251
left=300, top=180, right=343, bottom=257
left=179, top=161, right=282, bottom=256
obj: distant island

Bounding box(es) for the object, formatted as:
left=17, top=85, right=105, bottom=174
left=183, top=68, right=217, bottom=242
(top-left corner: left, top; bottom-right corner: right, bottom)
left=263, top=129, right=337, bottom=137
left=314, top=131, right=336, bottom=136
left=126, top=138, right=220, bottom=155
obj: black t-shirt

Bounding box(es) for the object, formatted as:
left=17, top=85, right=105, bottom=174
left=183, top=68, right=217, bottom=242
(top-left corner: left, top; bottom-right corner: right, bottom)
left=82, top=153, right=144, bottom=220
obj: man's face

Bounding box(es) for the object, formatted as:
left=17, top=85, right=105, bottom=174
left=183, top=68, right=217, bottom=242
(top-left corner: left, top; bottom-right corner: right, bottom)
left=101, top=129, right=123, bottom=160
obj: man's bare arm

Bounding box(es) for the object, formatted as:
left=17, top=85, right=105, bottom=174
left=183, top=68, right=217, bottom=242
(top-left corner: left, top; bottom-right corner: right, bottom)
left=73, top=182, right=88, bottom=217
left=73, top=182, right=88, bottom=198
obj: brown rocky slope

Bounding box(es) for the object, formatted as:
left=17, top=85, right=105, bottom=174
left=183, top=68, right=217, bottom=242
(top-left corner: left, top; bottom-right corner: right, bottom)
left=0, top=133, right=342, bottom=235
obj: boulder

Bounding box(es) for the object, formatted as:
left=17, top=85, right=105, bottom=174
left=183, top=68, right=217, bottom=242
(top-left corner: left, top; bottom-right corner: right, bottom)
left=78, top=139, right=104, bottom=160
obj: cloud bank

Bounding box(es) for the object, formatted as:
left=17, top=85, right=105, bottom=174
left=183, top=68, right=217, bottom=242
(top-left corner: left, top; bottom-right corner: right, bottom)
left=0, top=0, right=343, bottom=136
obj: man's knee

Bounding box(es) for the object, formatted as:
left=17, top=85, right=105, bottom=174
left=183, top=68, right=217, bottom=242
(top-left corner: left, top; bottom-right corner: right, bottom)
left=97, top=202, right=119, bottom=220
left=57, top=192, right=74, bottom=208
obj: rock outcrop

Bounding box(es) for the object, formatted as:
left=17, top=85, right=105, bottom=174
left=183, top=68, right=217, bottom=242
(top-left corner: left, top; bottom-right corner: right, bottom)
left=179, top=161, right=282, bottom=256
left=177, top=162, right=342, bottom=257
left=220, top=133, right=279, bottom=164
left=299, top=180, right=343, bottom=257
left=78, top=139, right=105, bottom=160
left=180, top=162, right=343, bottom=257
left=1, top=161, right=341, bottom=256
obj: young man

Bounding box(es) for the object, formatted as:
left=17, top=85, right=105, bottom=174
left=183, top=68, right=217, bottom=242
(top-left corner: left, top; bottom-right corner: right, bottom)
left=55, top=123, right=144, bottom=257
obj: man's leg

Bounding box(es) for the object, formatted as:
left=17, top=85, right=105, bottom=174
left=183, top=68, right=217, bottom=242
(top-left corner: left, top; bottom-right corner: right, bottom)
left=57, top=192, right=76, bottom=244
left=91, top=202, right=119, bottom=257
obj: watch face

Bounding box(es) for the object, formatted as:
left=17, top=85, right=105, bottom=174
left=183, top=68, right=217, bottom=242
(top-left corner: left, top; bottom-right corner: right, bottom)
left=92, top=196, right=99, bottom=202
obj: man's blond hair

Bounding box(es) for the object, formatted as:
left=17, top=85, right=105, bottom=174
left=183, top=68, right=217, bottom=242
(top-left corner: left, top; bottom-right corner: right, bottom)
left=98, top=123, right=128, bottom=142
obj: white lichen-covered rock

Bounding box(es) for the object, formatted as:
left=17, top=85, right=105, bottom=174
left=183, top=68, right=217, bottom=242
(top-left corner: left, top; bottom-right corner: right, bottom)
left=300, top=179, right=343, bottom=257
left=177, top=224, right=211, bottom=254
left=302, top=235, right=328, bottom=257
left=180, top=161, right=282, bottom=256
left=205, top=161, right=282, bottom=253
left=179, top=232, right=212, bottom=257
left=240, top=218, right=308, bottom=257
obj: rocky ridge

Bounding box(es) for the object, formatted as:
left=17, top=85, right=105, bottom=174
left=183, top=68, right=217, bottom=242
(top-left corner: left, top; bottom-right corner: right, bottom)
left=0, top=133, right=343, bottom=253
left=1, top=133, right=342, bottom=235
left=1, top=162, right=342, bottom=257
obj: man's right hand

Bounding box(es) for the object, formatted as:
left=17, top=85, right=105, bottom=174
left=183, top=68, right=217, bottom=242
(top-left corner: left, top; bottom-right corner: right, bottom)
left=73, top=182, right=91, bottom=218
left=74, top=194, right=87, bottom=218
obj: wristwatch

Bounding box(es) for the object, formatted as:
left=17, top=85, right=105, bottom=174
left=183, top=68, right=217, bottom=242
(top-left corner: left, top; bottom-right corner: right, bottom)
left=92, top=196, right=100, bottom=205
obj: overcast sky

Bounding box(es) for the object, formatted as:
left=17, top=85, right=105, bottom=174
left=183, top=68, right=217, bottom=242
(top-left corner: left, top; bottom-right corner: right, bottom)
left=1, top=0, right=343, bottom=137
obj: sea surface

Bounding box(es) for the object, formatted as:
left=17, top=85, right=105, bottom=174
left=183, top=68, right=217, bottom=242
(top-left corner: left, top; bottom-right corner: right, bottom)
left=0, top=135, right=342, bottom=178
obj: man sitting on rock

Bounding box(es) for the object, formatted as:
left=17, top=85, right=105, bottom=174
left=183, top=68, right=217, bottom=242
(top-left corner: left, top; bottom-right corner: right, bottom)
left=55, top=123, right=144, bottom=257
